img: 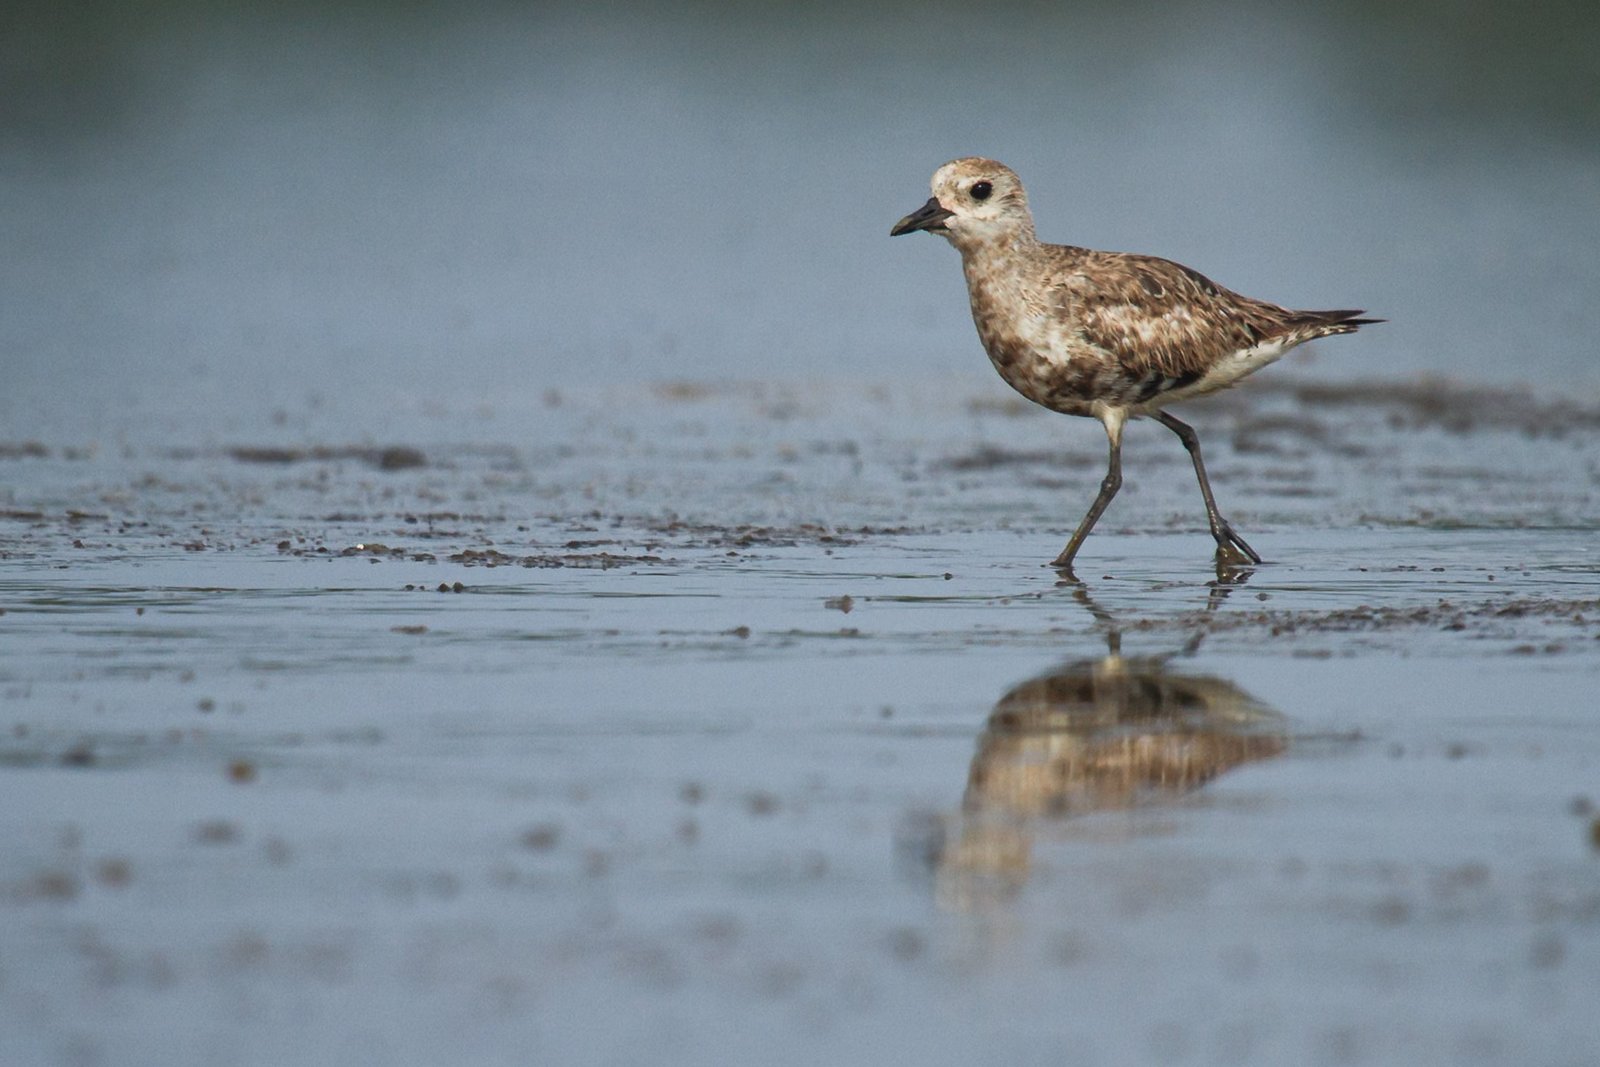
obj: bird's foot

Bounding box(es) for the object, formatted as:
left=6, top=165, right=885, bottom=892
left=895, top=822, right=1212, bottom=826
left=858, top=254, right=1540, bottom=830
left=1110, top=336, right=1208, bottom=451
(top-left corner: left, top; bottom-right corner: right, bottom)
left=1211, top=521, right=1261, bottom=566
left=1049, top=554, right=1081, bottom=581
left=1213, top=541, right=1256, bottom=569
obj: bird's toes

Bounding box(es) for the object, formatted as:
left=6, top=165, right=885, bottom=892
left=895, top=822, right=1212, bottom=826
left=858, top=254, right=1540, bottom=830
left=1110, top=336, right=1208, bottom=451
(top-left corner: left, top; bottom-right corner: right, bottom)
left=1210, top=520, right=1261, bottom=565
left=1214, top=539, right=1259, bottom=569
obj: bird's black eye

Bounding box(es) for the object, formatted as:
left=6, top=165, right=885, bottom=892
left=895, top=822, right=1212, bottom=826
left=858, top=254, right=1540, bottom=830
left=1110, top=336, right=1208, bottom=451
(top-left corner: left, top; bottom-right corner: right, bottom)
left=970, top=181, right=993, bottom=201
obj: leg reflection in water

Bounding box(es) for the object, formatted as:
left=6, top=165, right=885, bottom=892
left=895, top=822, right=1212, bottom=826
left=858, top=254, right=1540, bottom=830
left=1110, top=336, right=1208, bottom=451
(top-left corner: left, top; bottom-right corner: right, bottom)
left=915, top=577, right=1287, bottom=912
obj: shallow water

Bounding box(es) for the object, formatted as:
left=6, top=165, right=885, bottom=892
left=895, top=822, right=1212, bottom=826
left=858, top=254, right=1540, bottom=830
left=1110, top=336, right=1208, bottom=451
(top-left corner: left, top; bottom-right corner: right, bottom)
left=3, top=375, right=1598, bottom=1065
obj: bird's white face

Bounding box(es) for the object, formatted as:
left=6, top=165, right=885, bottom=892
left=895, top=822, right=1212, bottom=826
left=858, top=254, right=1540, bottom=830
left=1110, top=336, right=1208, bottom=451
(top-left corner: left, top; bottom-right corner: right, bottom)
left=891, top=157, right=1032, bottom=248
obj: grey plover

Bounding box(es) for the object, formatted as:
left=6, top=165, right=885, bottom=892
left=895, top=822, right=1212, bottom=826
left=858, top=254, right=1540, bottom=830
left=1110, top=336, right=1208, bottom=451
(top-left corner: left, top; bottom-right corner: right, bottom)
left=892, top=157, right=1378, bottom=571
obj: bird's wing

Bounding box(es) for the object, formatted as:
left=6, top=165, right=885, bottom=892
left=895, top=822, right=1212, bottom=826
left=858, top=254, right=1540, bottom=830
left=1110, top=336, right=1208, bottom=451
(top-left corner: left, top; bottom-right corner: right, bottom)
left=1050, top=250, right=1288, bottom=389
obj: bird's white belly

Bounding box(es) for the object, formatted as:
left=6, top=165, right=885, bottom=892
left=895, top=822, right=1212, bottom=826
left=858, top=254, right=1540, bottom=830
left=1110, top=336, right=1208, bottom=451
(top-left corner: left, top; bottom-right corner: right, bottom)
left=1198, top=337, right=1292, bottom=389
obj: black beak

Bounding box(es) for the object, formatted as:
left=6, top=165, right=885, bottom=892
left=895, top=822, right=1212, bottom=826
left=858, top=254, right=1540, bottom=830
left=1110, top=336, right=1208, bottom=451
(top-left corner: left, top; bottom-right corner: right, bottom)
left=890, top=197, right=955, bottom=236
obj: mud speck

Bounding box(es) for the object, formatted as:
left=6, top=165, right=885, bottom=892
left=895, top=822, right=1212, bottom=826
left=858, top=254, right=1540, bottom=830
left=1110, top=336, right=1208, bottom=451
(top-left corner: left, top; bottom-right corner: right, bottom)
left=376, top=446, right=426, bottom=471
left=744, top=791, right=780, bottom=816
left=884, top=926, right=925, bottom=962
left=59, top=742, right=96, bottom=767
left=520, top=824, right=561, bottom=852
left=1530, top=933, right=1566, bottom=970
left=95, top=858, right=133, bottom=889
left=33, top=870, right=81, bottom=901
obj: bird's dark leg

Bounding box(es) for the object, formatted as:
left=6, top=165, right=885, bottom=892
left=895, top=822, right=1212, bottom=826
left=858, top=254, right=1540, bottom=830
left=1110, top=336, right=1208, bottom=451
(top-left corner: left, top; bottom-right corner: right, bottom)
left=1154, top=410, right=1261, bottom=565
left=1052, top=412, right=1124, bottom=571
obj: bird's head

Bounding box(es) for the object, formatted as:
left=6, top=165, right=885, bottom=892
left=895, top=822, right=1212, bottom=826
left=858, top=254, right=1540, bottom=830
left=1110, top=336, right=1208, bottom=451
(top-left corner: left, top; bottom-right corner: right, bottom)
left=891, top=157, right=1034, bottom=249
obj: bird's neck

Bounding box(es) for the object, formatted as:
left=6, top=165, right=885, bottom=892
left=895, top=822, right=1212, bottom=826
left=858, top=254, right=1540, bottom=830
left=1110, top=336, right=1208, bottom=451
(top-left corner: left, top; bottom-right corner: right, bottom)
left=951, top=225, right=1040, bottom=268
left=957, top=229, right=1052, bottom=351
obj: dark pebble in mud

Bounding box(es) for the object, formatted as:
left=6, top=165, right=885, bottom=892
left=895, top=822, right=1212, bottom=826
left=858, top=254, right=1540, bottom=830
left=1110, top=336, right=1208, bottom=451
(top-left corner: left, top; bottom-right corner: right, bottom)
left=227, top=759, right=257, bottom=784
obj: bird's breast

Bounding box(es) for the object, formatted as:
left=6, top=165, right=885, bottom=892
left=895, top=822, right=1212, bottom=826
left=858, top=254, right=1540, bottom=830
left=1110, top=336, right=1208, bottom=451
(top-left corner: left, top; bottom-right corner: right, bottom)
left=974, top=318, right=1103, bottom=418
left=963, top=254, right=1106, bottom=416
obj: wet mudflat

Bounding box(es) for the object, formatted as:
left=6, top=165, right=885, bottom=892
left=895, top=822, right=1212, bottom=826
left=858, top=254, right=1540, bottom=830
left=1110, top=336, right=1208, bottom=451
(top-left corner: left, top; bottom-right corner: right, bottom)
left=3, top=373, right=1599, bottom=1066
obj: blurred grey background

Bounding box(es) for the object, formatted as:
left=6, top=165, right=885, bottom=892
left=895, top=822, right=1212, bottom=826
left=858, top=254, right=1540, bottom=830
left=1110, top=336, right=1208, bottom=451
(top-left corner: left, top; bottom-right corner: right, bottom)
left=4, top=0, right=1598, bottom=437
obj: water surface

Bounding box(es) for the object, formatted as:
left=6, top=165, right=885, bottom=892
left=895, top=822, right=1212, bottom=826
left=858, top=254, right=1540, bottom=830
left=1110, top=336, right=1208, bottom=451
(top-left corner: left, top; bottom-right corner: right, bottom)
left=3, top=376, right=1598, bottom=1064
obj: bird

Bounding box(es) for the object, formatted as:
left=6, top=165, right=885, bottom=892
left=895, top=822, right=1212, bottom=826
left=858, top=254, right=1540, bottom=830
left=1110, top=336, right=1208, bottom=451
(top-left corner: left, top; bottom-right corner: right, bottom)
left=890, top=157, right=1379, bottom=572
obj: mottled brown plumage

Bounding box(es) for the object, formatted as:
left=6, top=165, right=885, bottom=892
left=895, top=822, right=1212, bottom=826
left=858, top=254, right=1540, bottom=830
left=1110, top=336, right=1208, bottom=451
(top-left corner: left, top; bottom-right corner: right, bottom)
left=892, top=156, right=1379, bottom=570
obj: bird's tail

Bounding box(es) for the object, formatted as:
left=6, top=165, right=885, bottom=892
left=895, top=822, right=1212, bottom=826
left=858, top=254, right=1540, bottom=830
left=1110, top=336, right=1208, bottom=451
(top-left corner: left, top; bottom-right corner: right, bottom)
left=1290, top=308, right=1384, bottom=337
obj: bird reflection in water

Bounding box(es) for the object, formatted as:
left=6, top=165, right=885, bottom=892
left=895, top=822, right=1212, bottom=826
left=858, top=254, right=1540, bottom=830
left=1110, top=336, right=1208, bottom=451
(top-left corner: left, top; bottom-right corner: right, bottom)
left=918, top=576, right=1286, bottom=911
